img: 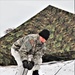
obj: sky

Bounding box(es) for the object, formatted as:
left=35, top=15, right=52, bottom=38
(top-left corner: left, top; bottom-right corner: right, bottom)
left=0, top=0, right=74, bottom=37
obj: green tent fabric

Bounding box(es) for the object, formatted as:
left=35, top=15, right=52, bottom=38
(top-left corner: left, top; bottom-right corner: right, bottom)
left=0, top=5, right=75, bottom=66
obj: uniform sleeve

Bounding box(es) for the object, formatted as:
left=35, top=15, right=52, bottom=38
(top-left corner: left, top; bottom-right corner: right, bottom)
left=12, top=37, right=24, bottom=51
left=18, top=37, right=34, bottom=61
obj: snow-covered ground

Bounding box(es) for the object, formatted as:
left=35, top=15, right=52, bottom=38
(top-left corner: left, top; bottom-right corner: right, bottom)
left=0, top=60, right=74, bottom=75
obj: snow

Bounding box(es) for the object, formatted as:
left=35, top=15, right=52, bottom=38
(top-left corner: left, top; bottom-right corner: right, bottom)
left=0, top=60, right=74, bottom=75
left=39, top=60, right=74, bottom=75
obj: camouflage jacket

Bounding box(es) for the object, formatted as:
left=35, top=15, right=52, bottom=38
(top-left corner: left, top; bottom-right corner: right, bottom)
left=12, top=34, right=46, bottom=61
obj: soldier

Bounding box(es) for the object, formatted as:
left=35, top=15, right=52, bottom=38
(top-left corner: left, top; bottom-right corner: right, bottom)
left=11, top=29, right=50, bottom=75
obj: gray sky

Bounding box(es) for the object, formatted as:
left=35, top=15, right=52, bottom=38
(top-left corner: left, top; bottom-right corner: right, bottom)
left=0, top=0, right=74, bottom=37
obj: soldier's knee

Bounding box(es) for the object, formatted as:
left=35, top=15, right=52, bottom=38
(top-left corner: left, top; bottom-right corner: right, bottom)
left=11, top=47, right=15, bottom=56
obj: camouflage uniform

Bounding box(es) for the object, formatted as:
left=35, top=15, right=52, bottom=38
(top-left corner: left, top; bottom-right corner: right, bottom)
left=11, top=34, right=46, bottom=71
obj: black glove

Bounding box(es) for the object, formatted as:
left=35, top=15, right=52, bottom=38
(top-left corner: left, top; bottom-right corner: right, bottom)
left=28, top=61, right=34, bottom=70
left=22, top=60, right=34, bottom=70
left=22, top=60, right=28, bottom=68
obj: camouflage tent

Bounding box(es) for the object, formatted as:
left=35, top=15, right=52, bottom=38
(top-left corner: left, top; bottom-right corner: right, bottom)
left=0, top=5, right=75, bottom=66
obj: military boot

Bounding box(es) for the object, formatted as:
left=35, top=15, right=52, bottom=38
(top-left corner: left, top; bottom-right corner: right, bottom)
left=32, top=70, right=39, bottom=75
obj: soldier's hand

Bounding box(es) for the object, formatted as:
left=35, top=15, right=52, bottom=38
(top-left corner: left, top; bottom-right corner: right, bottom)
left=22, top=60, right=28, bottom=68
left=22, top=60, right=34, bottom=70
left=28, top=61, right=34, bottom=70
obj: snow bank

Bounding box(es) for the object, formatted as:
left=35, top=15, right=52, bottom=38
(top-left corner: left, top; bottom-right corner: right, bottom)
left=0, top=60, right=74, bottom=75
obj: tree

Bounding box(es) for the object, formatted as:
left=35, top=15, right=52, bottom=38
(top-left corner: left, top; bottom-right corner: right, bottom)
left=4, top=28, right=14, bottom=34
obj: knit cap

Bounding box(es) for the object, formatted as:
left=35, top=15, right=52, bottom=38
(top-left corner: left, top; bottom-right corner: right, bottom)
left=39, top=29, right=50, bottom=40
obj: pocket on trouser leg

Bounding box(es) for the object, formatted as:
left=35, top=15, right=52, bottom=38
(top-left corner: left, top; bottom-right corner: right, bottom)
left=32, top=65, right=40, bottom=71
left=38, top=58, right=42, bottom=64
